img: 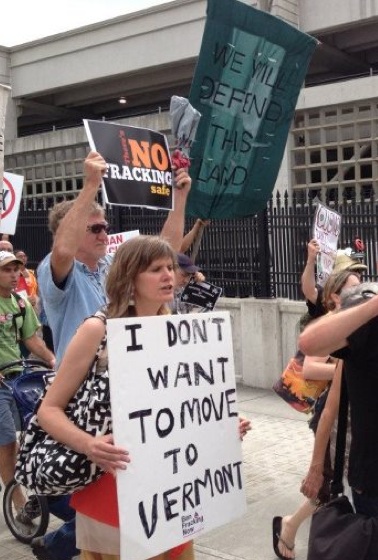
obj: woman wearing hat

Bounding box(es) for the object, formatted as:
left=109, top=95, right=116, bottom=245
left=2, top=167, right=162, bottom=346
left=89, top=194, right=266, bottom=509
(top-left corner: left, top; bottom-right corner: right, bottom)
left=171, top=253, right=204, bottom=314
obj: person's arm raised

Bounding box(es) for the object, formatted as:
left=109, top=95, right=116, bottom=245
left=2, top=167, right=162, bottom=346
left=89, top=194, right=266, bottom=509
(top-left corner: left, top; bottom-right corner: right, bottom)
left=50, top=151, right=107, bottom=284
left=301, top=239, right=320, bottom=304
left=160, top=167, right=191, bottom=251
left=180, top=219, right=210, bottom=254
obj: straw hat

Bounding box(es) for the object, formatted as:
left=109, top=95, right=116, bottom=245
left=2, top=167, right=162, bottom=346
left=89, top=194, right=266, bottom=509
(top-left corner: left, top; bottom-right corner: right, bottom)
left=333, top=253, right=367, bottom=274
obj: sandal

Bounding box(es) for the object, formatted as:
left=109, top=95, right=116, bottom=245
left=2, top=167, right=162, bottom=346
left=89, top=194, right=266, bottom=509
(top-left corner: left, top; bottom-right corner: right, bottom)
left=272, top=516, right=295, bottom=560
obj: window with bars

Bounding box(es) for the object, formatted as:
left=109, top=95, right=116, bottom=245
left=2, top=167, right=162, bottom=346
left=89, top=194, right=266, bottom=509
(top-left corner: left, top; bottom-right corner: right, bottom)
left=291, top=101, right=378, bottom=200
left=5, top=144, right=88, bottom=202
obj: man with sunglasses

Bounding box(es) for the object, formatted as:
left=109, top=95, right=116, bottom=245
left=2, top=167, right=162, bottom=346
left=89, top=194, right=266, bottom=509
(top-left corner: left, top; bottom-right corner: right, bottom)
left=38, top=150, right=191, bottom=366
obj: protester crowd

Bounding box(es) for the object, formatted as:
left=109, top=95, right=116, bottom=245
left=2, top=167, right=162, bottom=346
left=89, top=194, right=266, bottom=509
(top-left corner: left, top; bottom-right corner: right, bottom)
left=0, top=150, right=249, bottom=560
left=272, top=239, right=378, bottom=560
left=1, top=149, right=378, bottom=560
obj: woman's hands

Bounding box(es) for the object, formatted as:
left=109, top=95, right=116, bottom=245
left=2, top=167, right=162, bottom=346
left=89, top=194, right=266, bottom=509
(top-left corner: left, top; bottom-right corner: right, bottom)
left=239, top=416, right=252, bottom=440
left=85, top=434, right=130, bottom=476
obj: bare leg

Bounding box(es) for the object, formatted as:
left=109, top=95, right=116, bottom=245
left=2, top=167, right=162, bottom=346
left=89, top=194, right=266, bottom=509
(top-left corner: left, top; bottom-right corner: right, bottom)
left=277, top=499, right=316, bottom=559
left=0, top=441, right=25, bottom=510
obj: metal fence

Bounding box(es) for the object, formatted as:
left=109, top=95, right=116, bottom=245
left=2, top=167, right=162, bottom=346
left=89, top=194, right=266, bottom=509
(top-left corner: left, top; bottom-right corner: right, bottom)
left=11, top=191, right=378, bottom=301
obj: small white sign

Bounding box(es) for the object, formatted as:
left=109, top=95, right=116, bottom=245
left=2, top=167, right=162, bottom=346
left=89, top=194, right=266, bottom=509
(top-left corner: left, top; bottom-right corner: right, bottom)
left=106, top=230, right=139, bottom=254
left=313, top=202, right=341, bottom=286
left=1, top=172, right=24, bottom=235
left=107, top=312, right=246, bottom=560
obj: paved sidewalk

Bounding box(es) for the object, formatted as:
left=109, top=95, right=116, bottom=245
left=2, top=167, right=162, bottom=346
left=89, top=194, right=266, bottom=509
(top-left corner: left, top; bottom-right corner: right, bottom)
left=0, top=386, right=314, bottom=560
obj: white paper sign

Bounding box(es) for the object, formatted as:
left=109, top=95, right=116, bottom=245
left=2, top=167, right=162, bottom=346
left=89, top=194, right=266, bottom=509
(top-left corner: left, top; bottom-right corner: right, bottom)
left=107, top=312, right=246, bottom=560
left=1, top=172, right=24, bottom=235
left=106, top=230, right=139, bottom=254
left=313, top=202, right=341, bottom=286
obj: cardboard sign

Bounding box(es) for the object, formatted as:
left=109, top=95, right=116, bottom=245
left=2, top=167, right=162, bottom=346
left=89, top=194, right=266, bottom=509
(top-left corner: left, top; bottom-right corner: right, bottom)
left=0, top=172, right=24, bottom=235
left=107, top=312, right=246, bottom=560
left=84, top=119, right=173, bottom=211
left=180, top=278, right=222, bottom=311
left=313, top=203, right=341, bottom=286
left=106, top=230, right=139, bottom=254
left=187, top=0, right=317, bottom=218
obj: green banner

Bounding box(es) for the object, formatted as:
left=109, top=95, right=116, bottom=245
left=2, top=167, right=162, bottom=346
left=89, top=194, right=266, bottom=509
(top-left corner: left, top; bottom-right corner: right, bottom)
left=187, top=0, right=317, bottom=219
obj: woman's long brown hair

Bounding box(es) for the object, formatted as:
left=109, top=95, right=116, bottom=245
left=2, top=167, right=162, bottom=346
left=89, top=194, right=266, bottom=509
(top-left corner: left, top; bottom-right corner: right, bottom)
left=106, top=235, right=177, bottom=319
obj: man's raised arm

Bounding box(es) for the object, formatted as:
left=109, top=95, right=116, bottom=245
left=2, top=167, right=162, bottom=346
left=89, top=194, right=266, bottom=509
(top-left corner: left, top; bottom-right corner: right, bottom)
left=50, top=151, right=106, bottom=283
left=160, top=167, right=191, bottom=251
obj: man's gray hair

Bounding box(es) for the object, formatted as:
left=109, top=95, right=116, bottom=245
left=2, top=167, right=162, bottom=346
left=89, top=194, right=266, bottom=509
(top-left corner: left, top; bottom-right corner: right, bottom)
left=341, top=282, right=378, bottom=309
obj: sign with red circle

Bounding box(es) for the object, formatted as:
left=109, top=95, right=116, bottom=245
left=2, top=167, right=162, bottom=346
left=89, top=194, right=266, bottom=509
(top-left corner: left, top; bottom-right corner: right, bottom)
left=0, top=172, right=24, bottom=235
left=1, top=177, right=16, bottom=219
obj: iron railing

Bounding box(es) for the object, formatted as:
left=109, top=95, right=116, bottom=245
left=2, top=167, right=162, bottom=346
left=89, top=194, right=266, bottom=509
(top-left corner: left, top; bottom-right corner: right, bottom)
left=11, top=191, right=378, bottom=301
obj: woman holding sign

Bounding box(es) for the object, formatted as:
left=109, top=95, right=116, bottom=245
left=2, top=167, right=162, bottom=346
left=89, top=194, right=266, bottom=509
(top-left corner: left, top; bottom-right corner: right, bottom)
left=36, top=235, right=195, bottom=560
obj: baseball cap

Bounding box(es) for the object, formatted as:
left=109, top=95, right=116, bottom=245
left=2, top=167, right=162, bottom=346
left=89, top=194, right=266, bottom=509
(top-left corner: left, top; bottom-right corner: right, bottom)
left=0, top=251, right=23, bottom=268
left=333, top=252, right=367, bottom=274
left=177, top=253, right=199, bottom=274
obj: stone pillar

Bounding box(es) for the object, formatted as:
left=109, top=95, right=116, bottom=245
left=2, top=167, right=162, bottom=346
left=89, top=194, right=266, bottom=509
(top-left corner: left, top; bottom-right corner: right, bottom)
left=270, top=0, right=299, bottom=27
left=0, top=48, right=17, bottom=141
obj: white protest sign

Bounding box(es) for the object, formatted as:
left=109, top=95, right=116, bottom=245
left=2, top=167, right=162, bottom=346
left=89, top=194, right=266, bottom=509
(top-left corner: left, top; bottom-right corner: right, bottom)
left=313, top=202, right=341, bottom=286
left=107, top=312, right=246, bottom=560
left=1, top=172, right=24, bottom=235
left=106, top=230, right=139, bottom=254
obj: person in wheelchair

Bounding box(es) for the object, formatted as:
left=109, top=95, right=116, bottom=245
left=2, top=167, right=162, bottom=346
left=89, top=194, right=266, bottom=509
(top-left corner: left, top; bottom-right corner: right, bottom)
left=0, top=251, right=55, bottom=531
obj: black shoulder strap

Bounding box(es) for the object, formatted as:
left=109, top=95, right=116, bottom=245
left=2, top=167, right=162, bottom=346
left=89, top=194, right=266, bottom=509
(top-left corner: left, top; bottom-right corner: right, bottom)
left=92, top=307, right=107, bottom=324
left=11, top=292, right=27, bottom=342
left=12, top=292, right=26, bottom=314
left=330, top=369, right=349, bottom=497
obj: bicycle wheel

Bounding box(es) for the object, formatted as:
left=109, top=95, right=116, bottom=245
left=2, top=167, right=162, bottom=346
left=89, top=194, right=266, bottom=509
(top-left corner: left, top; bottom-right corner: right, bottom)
left=3, top=479, right=50, bottom=544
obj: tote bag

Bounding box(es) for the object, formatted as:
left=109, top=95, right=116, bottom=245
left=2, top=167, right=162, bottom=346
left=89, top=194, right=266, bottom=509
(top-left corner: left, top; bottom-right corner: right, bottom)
left=15, top=316, right=111, bottom=495
left=273, top=350, right=329, bottom=413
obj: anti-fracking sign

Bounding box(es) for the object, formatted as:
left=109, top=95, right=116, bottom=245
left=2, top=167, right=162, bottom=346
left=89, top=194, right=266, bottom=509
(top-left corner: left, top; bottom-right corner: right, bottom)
left=107, top=312, right=246, bottom=560
left=0, top=172, right=24, bottom=235
left=84, top=119, right=173, bottom=211
left=186, top=0, right=317, bottom=219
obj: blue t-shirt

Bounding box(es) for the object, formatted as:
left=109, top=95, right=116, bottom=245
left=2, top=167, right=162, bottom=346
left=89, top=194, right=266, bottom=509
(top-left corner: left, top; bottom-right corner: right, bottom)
left=38, top=254, right=112, bottom=365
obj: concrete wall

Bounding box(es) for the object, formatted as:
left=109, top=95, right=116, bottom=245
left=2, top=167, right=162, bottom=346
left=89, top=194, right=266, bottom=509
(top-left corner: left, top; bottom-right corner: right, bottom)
left=271, top=0, right=299, bottom=26
left=0, top=48, right=17, bottom=140
left=9, top=0, right=206, bottom=97
left=300, top=0, right=378, bottom=32
left=9, top=0, right=366, bottom=100
left=296, top=74, right=378, bottom=109
left=4, top=111, right=172, bottom=156
left=216, top=297, right=306, bottom=388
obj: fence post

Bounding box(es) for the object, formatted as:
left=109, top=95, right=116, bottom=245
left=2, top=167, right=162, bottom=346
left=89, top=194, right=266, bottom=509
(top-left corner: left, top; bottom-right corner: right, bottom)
left=112, top=206, right=122, bottom=233
left=257, top=207, right=271, bottom=298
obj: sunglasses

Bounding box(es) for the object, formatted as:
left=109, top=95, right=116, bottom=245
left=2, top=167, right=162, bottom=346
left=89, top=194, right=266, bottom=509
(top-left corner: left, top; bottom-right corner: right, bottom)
left=86, top=223, right=111, bottom=234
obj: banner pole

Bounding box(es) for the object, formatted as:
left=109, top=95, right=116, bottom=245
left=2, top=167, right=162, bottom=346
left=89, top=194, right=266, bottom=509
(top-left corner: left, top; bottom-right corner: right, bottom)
left=190, top=223, right=205, bottom=262
left=0, top=84, right=12, bottom=231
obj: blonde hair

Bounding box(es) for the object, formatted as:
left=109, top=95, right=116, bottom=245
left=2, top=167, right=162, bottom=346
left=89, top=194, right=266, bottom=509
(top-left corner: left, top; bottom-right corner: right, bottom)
left=322, top=269, right=360, bottom=311
left=106, top=235, right=177, bottom=319
left=48, top=200, right=104, bottom=235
